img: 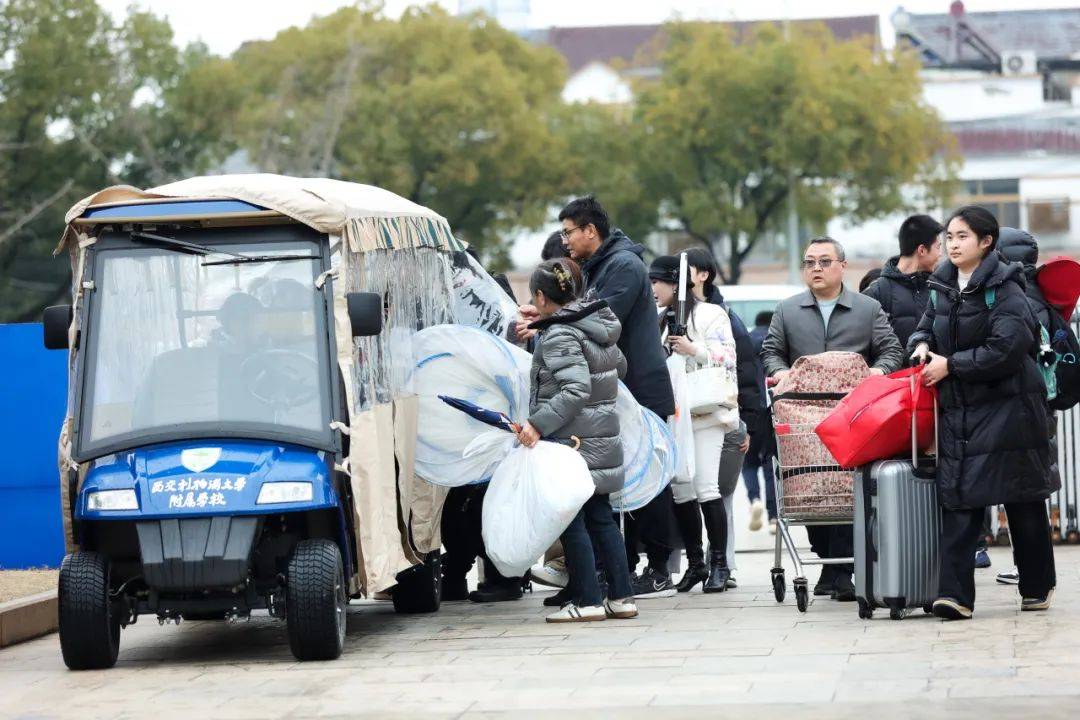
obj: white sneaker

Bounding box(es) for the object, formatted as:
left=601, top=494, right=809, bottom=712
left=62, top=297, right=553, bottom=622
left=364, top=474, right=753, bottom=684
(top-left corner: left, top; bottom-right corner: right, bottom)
left=545, top=604, right=606, bottom=623
left=529, top=559, right=568, bottom=589
left=996, top=567, right=1019, bottom=585
left=604, top=597, right=638, bottom=619
left=749, top=500, right=765, bottom=531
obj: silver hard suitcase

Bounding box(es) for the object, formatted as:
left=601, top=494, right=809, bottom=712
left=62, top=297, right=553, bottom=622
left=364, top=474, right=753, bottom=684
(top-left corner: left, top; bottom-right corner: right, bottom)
left=854, top=392, right=941, bottom=620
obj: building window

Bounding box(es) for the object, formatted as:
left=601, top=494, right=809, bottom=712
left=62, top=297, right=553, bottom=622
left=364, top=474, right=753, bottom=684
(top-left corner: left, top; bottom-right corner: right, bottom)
left=958, top=178, right=1020, bottom=229
left=1028, top=199, right=1070, bottom=235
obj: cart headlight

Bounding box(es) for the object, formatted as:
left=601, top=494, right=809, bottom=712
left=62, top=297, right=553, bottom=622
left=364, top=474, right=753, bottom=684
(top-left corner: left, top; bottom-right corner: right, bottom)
left=87, top=489, right=139, bottom=511
left=256, top=482, right=313, bottom=505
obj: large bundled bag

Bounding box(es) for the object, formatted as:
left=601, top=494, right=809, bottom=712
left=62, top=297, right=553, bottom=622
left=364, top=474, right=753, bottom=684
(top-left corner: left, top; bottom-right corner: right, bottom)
left=411, top=326, right=531, bottom=486
left=771, top=352, right=870, bottom=519
left=816, top=367, right=936, bottom=468
left=481, top=439, right=595, bottom=577
left=612, top=403, right=676, bottom=512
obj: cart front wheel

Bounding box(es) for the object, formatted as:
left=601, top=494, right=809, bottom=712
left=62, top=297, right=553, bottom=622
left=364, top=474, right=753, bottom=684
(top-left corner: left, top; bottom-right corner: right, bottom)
left=794, top=579, right=809, bottom=613
left=59, top=552, right=121, bottom=670
left=286, top=539, right=347, bottom=661
left=771, top=569, right=786, bottom=603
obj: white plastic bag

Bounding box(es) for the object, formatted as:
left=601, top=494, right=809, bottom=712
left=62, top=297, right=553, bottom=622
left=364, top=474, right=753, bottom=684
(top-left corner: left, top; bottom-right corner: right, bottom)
left=666, top=354, right=696, bottom=482
left=482, top=440, right=595, bottom=578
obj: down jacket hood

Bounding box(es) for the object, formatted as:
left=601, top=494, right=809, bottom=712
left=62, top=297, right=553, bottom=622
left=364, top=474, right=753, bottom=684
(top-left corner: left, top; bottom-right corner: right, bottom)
left=998, top=227, right=1038, bottom=267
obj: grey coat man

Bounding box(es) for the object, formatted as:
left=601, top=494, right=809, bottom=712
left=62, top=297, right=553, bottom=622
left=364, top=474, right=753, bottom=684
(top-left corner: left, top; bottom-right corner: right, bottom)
left=761, top=287, right=904, bottom=377
left=528, top=299, right=626, bottom=494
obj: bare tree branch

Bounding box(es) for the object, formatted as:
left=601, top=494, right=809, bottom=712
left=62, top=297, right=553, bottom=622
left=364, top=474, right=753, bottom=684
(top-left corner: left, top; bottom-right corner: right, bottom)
left=0, top=178, right=76, bottom=249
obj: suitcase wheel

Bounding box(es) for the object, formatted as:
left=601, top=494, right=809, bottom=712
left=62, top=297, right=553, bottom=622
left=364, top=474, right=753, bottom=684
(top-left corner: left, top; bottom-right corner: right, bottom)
left=889, top=608, right=905, bottom=621
left=857, top=597, right=872, bottom=620
left=923, top=603, right=933, bottom=615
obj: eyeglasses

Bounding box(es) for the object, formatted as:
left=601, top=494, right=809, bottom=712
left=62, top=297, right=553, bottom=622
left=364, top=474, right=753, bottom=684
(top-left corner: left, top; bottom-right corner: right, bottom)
left=560, top=225, right=585, bottom=241
left=802, top=258, right=838, bottom=270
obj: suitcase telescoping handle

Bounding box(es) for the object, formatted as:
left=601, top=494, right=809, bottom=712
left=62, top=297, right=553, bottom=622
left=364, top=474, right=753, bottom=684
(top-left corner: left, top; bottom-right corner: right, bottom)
left=909, top=366, right=938, bottom=469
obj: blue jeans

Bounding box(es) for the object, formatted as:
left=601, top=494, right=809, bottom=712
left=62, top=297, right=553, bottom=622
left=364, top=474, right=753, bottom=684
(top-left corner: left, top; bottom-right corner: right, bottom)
left=562, top=494, right=635, bottom=606
left=740, top=433, right=777, bottom=519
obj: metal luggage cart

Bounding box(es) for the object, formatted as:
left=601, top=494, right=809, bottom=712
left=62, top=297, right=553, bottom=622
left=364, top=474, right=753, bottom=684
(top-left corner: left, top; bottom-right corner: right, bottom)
left=769, top=415, right=855, bottom=613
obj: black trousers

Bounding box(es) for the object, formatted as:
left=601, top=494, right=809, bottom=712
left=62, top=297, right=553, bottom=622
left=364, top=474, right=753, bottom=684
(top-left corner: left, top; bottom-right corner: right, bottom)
left=807, top=525, right=854, bottom=576
left=940, top=501, right=1056, bottom=609
left=441, top=483, right=513, bottom=585
left=624, top=484, right=675, bottom=574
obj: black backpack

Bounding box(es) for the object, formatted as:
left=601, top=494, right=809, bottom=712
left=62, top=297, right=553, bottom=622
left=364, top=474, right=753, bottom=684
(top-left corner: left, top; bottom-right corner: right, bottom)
left=1046, top=309, right=1080, bottom=411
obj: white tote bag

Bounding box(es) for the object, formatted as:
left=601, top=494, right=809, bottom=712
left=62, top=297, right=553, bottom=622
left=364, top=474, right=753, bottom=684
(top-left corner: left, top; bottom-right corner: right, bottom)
left=665, top=354, right=696, bottom=482
left=686, top=360, right=738, bottom=416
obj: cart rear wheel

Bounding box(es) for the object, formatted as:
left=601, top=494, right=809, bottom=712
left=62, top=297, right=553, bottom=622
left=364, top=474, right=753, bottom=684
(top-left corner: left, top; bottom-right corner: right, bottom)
left=286, top=539, right=347, bottom=661
left=392, top=550, right=442, bottom=614
left=59, top=552, right=121, bottom=670
left=771, top=569, right=786, bottom=603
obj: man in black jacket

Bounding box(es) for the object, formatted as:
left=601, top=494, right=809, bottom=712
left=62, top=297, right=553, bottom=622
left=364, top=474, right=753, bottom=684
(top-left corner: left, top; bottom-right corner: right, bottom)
left=863, top=214, right=943, bottom=349
left=519, top=196, right=678, bottom=598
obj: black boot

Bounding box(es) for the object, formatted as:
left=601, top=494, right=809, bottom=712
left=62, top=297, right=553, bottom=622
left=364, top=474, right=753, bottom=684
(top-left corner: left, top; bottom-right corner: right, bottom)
left=673, top=501, right=708, bottom=593
left=469, top=579, right=523, bottom=603
left=703, top=549, right=731, bottom=593
left=441, top=572, right=469, bottom=602
left=701, top=499, right=730, bottom=593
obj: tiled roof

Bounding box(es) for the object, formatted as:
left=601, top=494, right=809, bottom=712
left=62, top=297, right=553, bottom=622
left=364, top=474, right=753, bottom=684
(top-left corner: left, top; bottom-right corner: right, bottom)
left=904, top=8, right=1080, bottom=63
left=532, top=16, right=880, bottom=74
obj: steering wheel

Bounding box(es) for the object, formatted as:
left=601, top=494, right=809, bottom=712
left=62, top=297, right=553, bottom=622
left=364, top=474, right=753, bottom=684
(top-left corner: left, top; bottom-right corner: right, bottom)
left=240, top=349, right=321, bottom=411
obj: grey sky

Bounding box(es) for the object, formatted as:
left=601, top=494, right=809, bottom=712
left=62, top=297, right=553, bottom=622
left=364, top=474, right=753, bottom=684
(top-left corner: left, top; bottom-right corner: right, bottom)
left=97, top=0, right=1078, bottom=56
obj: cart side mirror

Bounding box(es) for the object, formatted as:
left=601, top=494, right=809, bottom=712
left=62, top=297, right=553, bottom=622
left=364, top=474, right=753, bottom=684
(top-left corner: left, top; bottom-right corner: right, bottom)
left=346, top=292, right=383, bottom=337
left=43, top=305, right=73, bottom=350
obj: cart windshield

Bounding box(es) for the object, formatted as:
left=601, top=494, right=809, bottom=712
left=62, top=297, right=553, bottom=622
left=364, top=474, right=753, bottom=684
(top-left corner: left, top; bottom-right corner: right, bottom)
left=79, top=230, right=333, bottom=456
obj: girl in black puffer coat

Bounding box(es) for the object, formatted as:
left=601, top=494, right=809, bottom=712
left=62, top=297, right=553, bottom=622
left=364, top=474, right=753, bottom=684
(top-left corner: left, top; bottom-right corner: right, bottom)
left=909, top=205, right=1057, bottom=620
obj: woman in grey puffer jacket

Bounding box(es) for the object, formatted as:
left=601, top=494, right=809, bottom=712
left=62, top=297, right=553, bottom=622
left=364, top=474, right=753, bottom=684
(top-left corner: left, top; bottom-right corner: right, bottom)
left=517, top=258, right=637, bottom=623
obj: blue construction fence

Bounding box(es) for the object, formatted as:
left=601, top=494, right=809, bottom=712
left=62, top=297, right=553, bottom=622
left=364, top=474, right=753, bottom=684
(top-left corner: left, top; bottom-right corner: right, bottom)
left=0, top=323, right=67, bottom=569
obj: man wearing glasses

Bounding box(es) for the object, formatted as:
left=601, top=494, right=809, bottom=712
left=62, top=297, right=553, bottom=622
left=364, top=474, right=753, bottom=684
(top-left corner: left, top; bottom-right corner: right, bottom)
left=519, top=196, right=678, bottom=599
left=761, top=236, right=902, bottom=601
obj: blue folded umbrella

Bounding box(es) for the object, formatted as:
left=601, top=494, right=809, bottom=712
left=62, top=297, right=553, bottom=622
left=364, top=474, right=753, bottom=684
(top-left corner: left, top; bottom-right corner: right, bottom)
left=438, top=395, right=519, bottom=433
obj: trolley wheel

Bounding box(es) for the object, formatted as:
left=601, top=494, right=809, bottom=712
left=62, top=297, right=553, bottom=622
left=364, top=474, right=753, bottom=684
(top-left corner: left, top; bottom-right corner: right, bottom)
left=857, top=597, right=872, bottom=620
left=771, top=569, right=786, bottom=603
left=795, top=585, right=809, bottom=613
left=923, top=603, right=934, bottom=615
left=1066, top=530, right=1080, bottom=545
left=889, top=608, right=905, bottom=621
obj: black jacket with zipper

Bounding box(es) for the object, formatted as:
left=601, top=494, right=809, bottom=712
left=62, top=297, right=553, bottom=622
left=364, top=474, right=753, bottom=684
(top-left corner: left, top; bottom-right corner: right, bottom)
left=863, top=256, right=932, bottom=350
left=907, top=254, right=1055, bottom=510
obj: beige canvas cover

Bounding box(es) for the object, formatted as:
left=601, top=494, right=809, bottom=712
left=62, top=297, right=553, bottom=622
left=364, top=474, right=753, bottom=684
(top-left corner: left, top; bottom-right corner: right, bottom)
left=56, top=174, right=466, bottom=595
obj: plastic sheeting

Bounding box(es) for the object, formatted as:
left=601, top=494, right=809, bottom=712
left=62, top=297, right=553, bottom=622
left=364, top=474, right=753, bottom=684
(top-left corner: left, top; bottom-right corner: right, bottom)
left=610, top=404, right=676, bottom=513
left=411, top=326, right=532, bottom=485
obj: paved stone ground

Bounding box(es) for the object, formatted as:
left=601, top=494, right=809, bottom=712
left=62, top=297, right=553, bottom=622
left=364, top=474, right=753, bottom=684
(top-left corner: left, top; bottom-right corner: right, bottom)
left=3, top=546, right=1079, bottom=719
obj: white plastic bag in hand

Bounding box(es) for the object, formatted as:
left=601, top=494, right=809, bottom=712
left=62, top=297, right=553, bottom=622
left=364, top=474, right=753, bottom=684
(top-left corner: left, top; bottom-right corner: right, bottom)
left=481, top=440, right=594, bottom=578
left=666, top=354, right=696, bottom=482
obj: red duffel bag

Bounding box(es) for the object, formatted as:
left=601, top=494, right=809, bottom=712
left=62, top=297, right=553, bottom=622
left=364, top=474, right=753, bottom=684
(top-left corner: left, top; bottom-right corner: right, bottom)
left=814, top=366, right=936, bottom=468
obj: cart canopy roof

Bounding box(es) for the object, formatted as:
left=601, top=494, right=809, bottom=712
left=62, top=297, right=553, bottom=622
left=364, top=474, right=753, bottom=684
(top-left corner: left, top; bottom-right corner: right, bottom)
left=59, top=174, right=456, bottom=254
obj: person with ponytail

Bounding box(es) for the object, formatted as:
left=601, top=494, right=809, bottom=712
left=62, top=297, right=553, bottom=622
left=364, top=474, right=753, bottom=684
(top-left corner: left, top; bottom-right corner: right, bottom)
left=521, top=258, right=637, bottom=622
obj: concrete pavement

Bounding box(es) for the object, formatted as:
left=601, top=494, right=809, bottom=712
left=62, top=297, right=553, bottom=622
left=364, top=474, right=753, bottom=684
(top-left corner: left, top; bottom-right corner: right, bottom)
left=2, top=545, right=1079, bottom=719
